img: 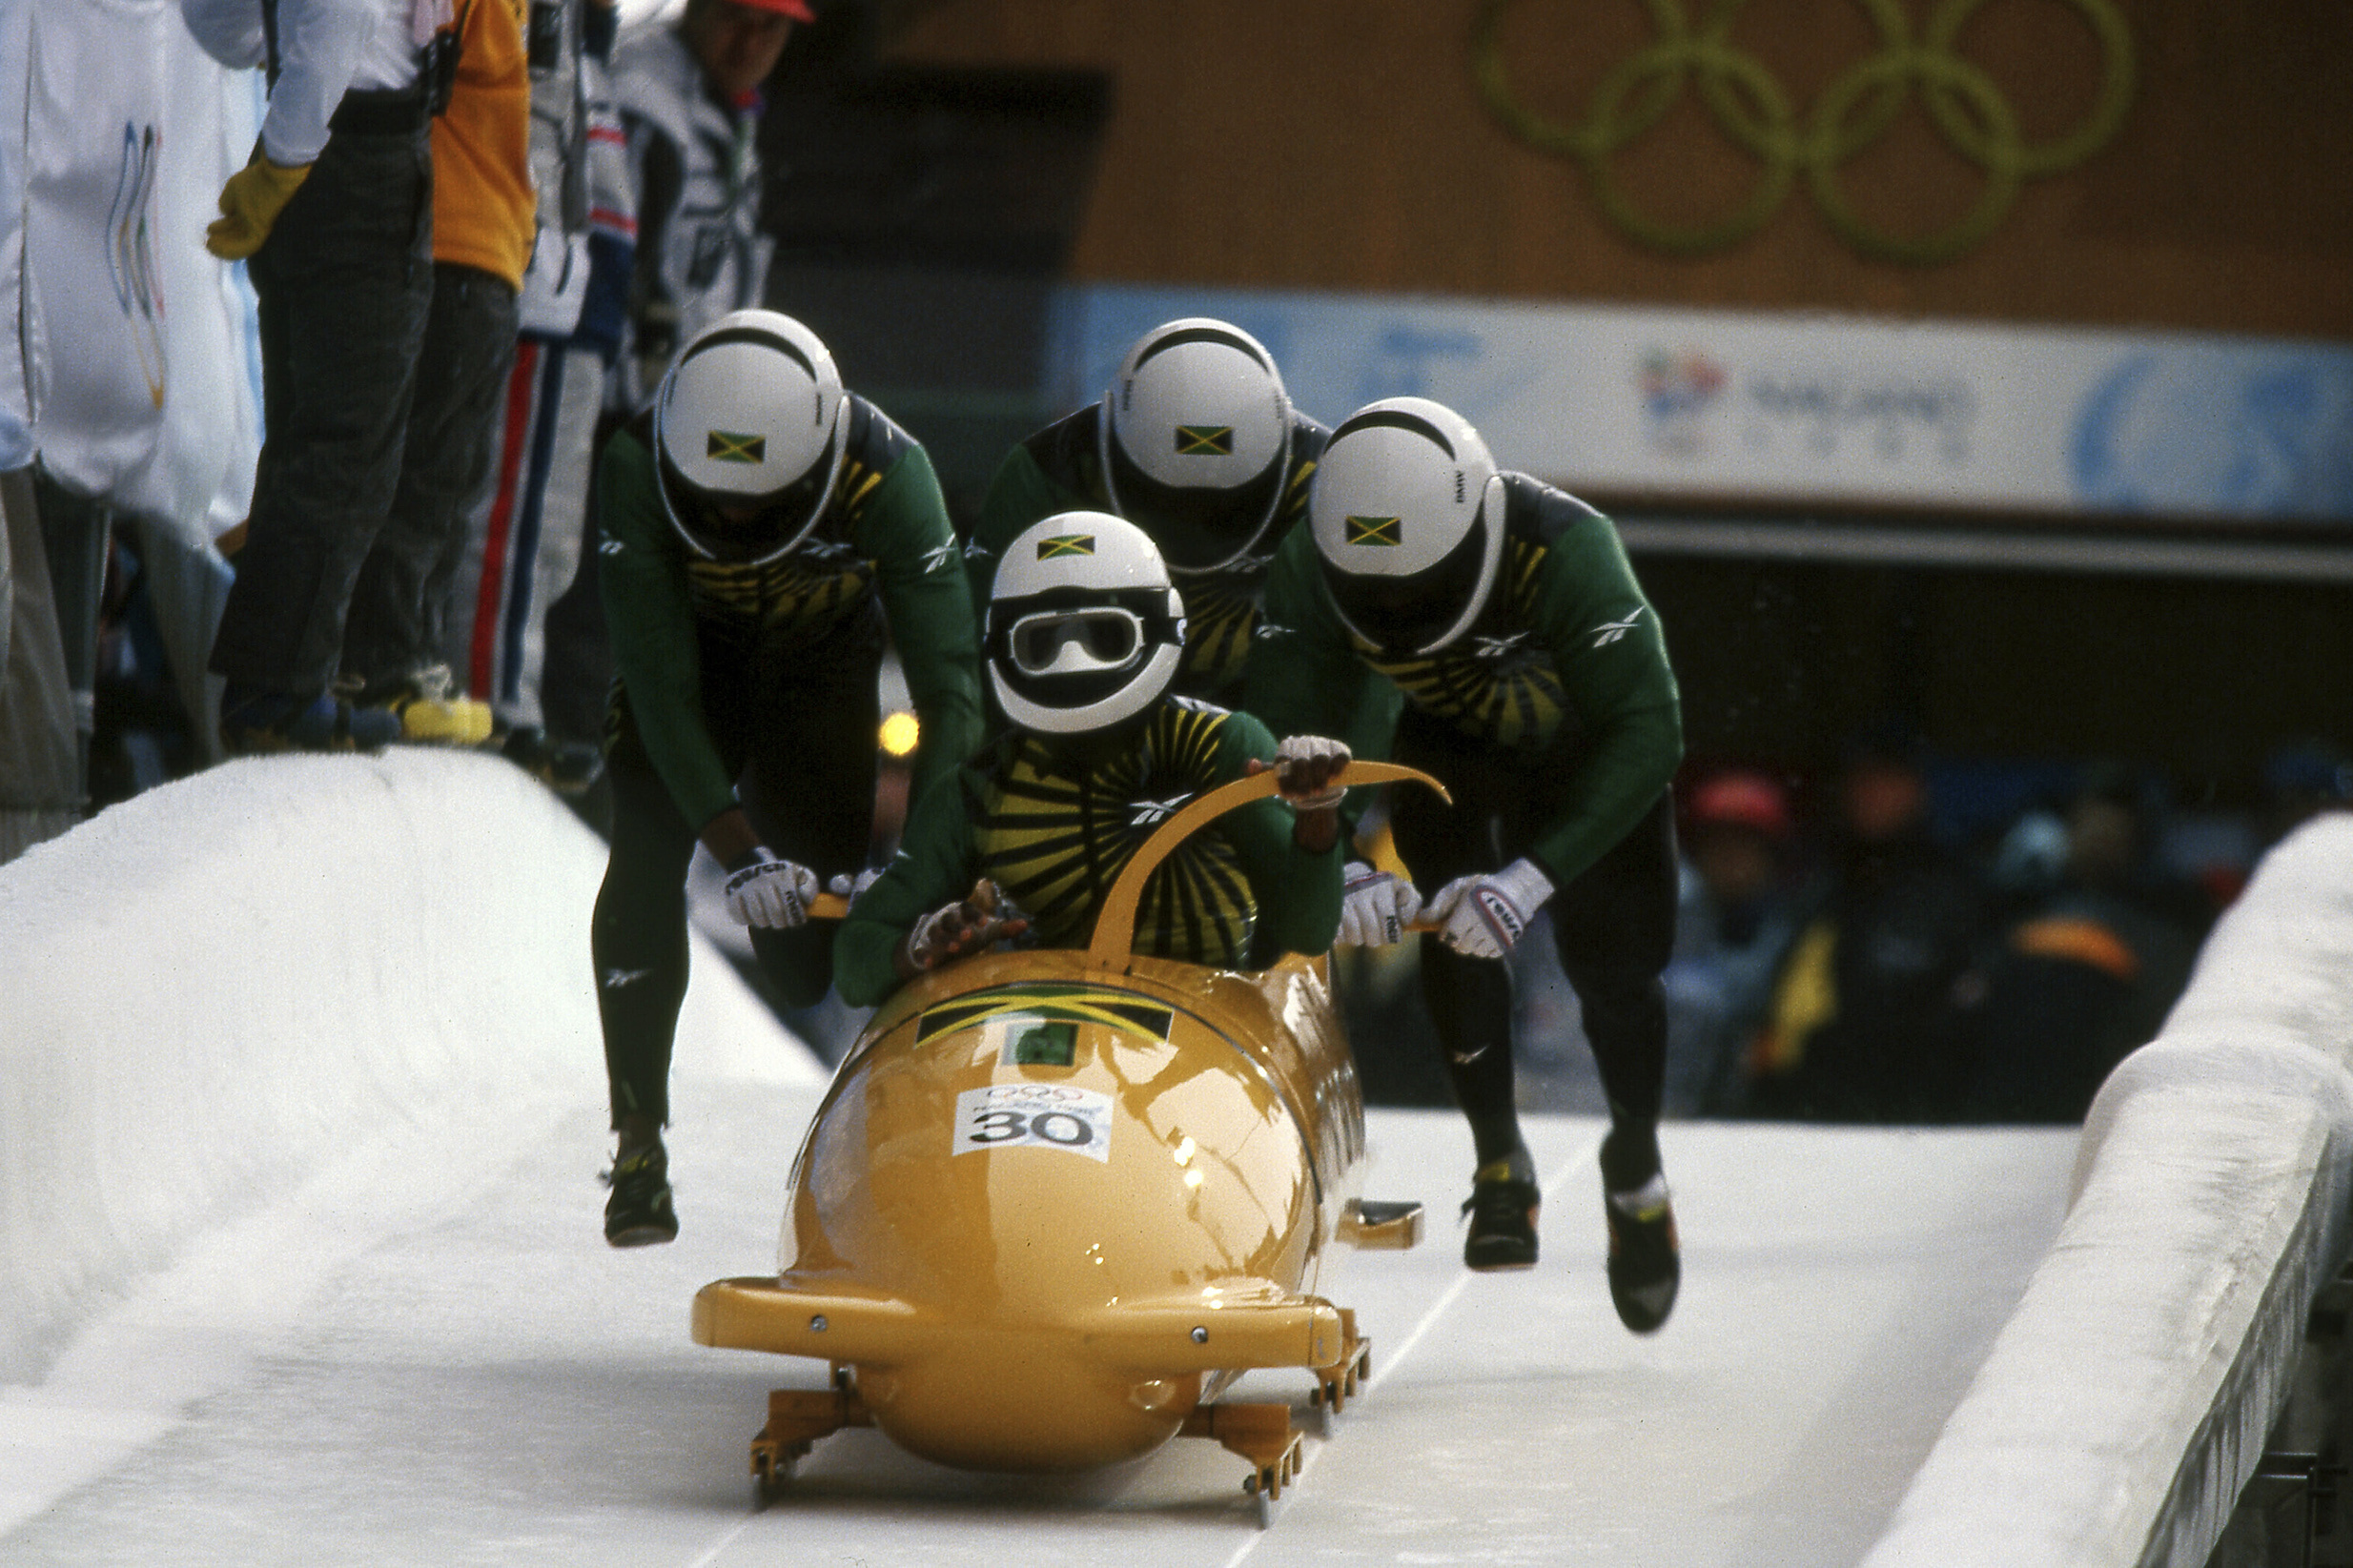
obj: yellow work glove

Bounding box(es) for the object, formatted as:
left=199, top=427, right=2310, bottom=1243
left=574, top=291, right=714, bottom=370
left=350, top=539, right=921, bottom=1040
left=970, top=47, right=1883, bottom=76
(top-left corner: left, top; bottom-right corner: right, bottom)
left=205, top=154, right=312, bottom=261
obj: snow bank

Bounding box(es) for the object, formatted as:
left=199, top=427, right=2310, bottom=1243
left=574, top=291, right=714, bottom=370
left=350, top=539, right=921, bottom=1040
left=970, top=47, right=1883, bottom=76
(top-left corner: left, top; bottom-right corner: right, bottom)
left=0, top=750, right=819, bottom=1386
left=1865, top=814, right=2353, bottom=1568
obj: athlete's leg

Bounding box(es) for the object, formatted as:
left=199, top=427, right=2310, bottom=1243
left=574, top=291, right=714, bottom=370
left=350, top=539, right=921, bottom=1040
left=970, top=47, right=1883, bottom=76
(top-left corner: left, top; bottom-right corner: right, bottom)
left=1537, top=789, right=1682, bottom=1330
left=1541, top=792, right=1678, bottom=1179
left=592, top=726, right=692, bottom=1250
left=1388, top=718, right=1526, bottom=1169
left=589, top=702, right=698, bottom=1132
left=737, top=606, right=887, bottom=1009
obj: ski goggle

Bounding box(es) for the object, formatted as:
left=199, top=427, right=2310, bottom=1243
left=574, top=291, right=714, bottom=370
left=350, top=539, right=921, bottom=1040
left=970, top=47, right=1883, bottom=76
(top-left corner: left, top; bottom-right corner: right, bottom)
left=1005, top=607, right=1148, bottom=677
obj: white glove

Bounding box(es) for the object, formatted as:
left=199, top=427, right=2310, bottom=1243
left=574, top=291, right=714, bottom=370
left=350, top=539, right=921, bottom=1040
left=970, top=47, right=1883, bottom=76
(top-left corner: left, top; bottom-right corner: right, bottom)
left=1424, top=858, right=1554, bottom=959
left=723, top=849, right=817, bottom=928
left=516, top=226, right=592, bottom=337
left=905, top=880, right=1028, bottom=972
left=1271, top=734, right=1350, bottom=811
left=827, top=866, right=884, bottom=904
left=1336, top=861, right=1422, bottom=947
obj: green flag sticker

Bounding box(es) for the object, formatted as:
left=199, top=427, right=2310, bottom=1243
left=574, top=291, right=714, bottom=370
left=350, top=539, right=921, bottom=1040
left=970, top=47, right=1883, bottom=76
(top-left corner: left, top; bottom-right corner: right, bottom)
left=1344, top=515, right=1402, bottom=547
left=1175, top=424, right=1235, bottom=456
left=706, top=430, right=766, bottom=464
left=1037, top=534, right=1096, bottom=560
left=1009, top=1020, right=1079, bottom=1066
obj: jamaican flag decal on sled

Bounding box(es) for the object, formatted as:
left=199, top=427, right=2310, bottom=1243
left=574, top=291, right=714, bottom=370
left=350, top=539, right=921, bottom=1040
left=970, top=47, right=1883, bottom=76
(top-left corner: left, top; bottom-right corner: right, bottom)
left=916, top=985, right=1176, bottom=1048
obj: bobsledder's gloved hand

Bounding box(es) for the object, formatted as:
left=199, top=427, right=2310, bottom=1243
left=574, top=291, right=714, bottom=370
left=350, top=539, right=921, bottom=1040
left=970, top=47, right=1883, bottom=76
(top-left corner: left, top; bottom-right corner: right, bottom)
left=206, top=153, right=311, bottom=260
left=722, top=847, right=818, bottom=928
left=903, top=879, right=1029, bottom=974
left=1269, top=734, right=1350, bottom=812
left=827, top=866, right=885, bottom=904
left=1424, top=858, right=1554, bottom=960
left=1336, top=861, right=1422, bottom=947
left=1248, top=735, right=1350, bottom=854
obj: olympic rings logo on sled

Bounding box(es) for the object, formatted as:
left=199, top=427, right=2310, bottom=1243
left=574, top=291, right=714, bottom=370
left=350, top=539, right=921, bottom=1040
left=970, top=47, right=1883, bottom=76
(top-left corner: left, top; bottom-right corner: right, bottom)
left=1469, top=0, right=2136, bottom=264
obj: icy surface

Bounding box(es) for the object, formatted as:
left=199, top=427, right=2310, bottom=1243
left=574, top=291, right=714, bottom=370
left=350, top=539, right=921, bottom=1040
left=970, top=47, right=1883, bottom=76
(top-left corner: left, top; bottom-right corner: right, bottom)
left=0, top=750, right=2091, bottom=1563
left=0, top=1102, right=2073, bottom=1567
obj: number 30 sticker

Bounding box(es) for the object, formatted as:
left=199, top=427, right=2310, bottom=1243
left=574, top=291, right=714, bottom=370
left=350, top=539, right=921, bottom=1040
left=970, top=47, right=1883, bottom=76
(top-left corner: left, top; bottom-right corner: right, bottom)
left=952, top=1084, right=1113, bottom=1163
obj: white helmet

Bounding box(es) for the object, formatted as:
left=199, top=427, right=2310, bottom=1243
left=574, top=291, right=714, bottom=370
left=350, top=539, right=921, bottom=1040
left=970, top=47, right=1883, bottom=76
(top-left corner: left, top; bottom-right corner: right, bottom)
left=986, top=512, right=1187, bottom=736
left=1308, top=397, right=1506, bottom=658
left=1098, top=318, right=1293, bottom=576
left=652, top=310, right=847, bottom=564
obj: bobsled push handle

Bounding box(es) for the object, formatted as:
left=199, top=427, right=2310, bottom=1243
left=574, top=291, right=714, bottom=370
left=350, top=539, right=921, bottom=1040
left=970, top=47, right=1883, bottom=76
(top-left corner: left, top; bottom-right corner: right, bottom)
left=1086, top=761, right=1450, bottom=968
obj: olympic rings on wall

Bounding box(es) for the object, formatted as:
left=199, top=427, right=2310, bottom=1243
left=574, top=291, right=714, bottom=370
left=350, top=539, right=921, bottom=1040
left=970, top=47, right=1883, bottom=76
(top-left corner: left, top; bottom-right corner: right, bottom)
left=1469, top=0, right=2136, bottom=264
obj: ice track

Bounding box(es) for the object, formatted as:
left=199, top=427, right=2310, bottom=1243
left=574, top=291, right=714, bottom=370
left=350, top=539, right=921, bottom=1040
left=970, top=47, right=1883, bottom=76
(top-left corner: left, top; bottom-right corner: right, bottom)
left=0, top=753, right=2078, bottom=1565
left=1, top=1098, right=2074, bottom=1567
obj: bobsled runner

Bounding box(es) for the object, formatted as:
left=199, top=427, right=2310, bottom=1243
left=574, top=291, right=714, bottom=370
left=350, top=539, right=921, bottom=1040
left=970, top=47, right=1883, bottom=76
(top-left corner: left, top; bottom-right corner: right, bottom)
left=692, top=762, right=1443, bottom=1519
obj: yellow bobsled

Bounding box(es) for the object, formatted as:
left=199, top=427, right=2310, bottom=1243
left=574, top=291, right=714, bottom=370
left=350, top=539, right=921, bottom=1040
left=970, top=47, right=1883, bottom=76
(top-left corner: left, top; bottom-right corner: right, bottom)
left=692, top=763, right=1442, bottom=1513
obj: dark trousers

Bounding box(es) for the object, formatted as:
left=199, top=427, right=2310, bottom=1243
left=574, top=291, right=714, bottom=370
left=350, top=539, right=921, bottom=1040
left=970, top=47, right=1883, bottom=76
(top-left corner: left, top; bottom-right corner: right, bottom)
left=1388, top=709, right=1678, bottom=1166
left=592, top=604, right=884, bottom=1128
left=344, top=262, right=521, bottom=686
left=210, top=122, right=433, bottom=694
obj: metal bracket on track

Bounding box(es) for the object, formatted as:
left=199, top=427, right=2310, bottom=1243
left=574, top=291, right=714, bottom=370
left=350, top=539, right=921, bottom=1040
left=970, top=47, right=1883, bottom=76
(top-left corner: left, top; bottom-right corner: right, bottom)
left=750, top=1372, right=872, bottom=1497
left=1180, top=1400, right=1303, bottom=1510
left=1308, top=1306, right=1371, bottom=1420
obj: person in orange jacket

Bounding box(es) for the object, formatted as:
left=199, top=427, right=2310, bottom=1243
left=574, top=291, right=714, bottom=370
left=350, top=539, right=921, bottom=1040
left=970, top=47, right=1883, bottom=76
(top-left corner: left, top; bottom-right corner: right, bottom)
left=338, top=0, right=538, bottom=745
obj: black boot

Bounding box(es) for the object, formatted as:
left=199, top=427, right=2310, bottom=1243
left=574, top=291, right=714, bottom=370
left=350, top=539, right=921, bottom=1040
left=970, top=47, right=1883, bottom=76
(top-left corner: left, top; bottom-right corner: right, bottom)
left=1461, top=1146, right=1540, bottom=1272
left=1600, top=1125, right=1677, bottom=1333
left=604, top=1134, right=678, bottom=1248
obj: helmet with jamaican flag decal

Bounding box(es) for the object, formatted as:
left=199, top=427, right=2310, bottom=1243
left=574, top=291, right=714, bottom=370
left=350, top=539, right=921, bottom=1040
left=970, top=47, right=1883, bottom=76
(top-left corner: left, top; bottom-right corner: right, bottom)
left=1307, top=397, right=1506, bottom=658
left=986, top=512, right=1188, bottom=736
left=651, top=309, right=846, bottom=564
left=1098, top=317, right=1294, bottom=576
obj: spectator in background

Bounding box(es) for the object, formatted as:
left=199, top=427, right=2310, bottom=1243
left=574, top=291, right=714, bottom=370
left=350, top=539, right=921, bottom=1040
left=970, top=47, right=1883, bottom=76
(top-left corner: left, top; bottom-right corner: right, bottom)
left=184, top=0, right=440, bottom=753
left=0, top=410, right=81, bottom=862
left=514, top=0, right=801, bottom=806
left=1964, top=764, right=2209, bottom=1121
left=444, top=0, right=634, bottom=791
left=2257, top=741, right=2353, bottom=858
left=339, top=0, right=537, bottom=747
left=608, top=0, right=798, bottom=414
left=1745, top=726, right=1993, bottom=1123
left=1663, top=768, right=1801, bottom=1117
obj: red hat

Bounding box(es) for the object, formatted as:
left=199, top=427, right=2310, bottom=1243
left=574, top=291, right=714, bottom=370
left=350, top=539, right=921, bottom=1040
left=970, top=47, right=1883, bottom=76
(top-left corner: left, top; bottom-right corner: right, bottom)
left=1688, top=770, right=1792, bottom=841
left=728, top=0, right=814, bottom=19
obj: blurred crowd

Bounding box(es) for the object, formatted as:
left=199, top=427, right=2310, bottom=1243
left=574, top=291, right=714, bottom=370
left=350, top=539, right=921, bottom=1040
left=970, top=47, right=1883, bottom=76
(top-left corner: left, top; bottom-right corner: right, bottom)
left=1333, top=729, right=2348, bottom=1130
left=1635, top=733, right=2349, bottom=1126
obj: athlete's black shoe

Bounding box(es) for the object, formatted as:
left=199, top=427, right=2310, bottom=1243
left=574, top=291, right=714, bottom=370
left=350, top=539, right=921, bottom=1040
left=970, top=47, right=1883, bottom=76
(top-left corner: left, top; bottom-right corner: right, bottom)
left=1605, top=1172, right=1680, bottom=1334
left=502, top=723, right=604, bottom=795
left=604, top=1138, right=678, bottom=1248
left=1461, top=1149, right=1540, bottom=1272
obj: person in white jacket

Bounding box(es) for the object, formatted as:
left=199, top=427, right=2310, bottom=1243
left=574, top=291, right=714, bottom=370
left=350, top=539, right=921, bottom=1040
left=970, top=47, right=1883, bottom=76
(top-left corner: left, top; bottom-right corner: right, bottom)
left=606, top=0, right=799, bottom=414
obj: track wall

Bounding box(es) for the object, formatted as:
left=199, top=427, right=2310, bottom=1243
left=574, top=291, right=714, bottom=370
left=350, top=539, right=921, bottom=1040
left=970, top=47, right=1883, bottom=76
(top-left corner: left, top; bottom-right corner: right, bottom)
left=1863, top=813, right=2353, bottom=1567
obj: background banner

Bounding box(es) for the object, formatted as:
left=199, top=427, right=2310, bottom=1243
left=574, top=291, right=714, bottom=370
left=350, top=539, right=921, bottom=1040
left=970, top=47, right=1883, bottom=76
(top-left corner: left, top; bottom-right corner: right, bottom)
left=1051, top=284, right=2353, bottom=525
